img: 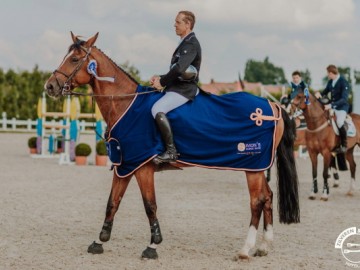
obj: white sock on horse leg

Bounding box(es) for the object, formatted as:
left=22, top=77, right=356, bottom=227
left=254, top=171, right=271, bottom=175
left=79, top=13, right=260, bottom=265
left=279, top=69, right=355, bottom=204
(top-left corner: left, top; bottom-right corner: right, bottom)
left=240, top=225, right=257, bottom=255
left=148, top=243, right=157, bottom=249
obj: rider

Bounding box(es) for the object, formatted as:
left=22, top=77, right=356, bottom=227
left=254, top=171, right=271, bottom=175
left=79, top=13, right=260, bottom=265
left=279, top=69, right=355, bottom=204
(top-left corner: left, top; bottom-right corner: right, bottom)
left=150, top=10, right=201, bottom=163
left=290, top=71, right=307, bottom=99
left=315, top=65, right=350, bottom=153
left=281, top=70, right=308, bottom=109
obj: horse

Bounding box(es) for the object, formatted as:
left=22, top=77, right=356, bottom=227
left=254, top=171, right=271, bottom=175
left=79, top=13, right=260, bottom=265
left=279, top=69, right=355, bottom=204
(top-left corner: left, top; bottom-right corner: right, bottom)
left=44, top=32, right=300, bottom=260
left=291, top=87, right=360, bottom=200
left=282, top=96, right=341, bottom=186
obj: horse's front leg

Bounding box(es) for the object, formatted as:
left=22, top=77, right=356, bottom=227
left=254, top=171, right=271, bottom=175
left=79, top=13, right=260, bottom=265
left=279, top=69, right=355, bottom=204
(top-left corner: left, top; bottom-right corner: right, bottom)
left=88, top=172, right=132, bottom=254
left=237, top=172, right=266, bottom=260
left=134, top=162, right=162, bottom=260
left=308, top=152, right=318, bottom=200
left=320, top=153, right=332, bottom=201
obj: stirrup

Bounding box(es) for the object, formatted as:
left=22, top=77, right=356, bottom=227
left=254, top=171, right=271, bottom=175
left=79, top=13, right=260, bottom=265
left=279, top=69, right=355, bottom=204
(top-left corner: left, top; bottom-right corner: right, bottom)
left=153, top=150, right=178, bottom=164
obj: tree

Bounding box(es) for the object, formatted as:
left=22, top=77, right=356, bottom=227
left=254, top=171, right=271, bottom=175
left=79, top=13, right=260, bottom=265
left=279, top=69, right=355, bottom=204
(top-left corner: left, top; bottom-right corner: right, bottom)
left=299, top=69, right=312, bottom=87
left=338, top=66, right=352, bottom=85
left=244, top=57, right=287, bottom=85
left=354, top=70, right=360, bottom=85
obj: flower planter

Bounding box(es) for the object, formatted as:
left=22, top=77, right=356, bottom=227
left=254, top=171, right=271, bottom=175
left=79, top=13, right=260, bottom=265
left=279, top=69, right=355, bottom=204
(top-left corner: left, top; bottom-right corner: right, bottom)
left=75, top=156, right=87, bottom=165
left=96, top=155, right=108, bottom=166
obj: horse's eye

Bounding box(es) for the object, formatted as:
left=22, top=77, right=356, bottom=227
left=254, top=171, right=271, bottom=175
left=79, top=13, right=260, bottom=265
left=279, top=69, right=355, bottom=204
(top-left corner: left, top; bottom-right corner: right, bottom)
left=71, top=57, right=79, bottom=63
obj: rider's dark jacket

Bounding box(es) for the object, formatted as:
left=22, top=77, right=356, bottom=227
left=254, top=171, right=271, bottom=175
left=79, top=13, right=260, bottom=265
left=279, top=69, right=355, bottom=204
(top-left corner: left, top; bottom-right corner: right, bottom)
left=159, top=32, right=201, bottom=100
left=321, top=75, right=350, bottom=112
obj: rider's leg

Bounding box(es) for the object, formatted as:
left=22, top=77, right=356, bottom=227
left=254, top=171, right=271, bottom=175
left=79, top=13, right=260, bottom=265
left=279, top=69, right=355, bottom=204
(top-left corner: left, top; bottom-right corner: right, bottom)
left=335, top=109, right=347, bottom=153
left=151, top=91, right=189, bottom=163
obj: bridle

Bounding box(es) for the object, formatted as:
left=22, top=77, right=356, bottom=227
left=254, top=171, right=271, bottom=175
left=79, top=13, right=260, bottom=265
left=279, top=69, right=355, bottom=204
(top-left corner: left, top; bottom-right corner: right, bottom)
left=290, top=92, right=330, bottom=133
left=51, top=45, right=158, bottom=98
left=53, top=46, right=92, bottom=96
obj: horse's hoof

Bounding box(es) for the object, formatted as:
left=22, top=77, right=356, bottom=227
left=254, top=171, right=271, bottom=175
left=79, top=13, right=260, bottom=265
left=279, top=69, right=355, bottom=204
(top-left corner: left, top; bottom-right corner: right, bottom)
left=87, top=241, right=104, bottom=254
left=320, top=197, right=328, bottom=201
left=253, top=249, right=268, bottom=257
left=346, top=191, right=354, bottom=197
left=141, top=247, right=158, bottom=260
left=234, top=253, right=250, bottom=261
left=333, top=183, right=339, bottom=188
left=308, top=195, right=316, bottom=200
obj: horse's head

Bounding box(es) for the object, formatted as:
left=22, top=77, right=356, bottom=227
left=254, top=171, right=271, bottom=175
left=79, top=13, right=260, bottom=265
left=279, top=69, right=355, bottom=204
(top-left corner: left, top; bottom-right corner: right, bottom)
left=44, top=32, right=99, bottom=98
left=290, top=84, right=314, bottom=115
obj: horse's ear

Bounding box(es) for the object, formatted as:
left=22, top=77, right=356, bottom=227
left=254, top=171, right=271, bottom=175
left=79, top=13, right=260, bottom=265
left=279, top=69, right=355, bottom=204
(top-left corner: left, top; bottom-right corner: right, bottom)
left=70, top=31, right=77, bottom=43
left=86, top=32, right=99, bottom=47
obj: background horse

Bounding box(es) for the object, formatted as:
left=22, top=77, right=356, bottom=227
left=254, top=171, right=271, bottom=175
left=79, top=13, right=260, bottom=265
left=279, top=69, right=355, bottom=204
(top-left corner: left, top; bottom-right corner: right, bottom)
left=44, top=32, right=299, bottom=260
left=291, top=88, right=360, bottom=200
left=283, top=95, right=342, bottom=187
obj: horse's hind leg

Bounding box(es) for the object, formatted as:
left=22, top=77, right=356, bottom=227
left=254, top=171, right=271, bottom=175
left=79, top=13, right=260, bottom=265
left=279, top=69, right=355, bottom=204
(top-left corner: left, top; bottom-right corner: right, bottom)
left=346, top=149, right=356, bottom=196
left=330, top=156, right=340, bottom=187
left=88, top=172, right=132, bottom=254
left=255, top=176, right=273, bottom=257
left=237, top=172, right=266, bottom=260
left=134, top=162, right=162, bottom=259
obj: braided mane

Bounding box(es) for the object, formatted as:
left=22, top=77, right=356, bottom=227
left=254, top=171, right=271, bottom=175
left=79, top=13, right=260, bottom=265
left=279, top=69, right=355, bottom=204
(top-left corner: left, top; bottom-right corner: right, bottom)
left=94, top=46, right=139, bottom=85
left=68, top=38, right=139, bottom=85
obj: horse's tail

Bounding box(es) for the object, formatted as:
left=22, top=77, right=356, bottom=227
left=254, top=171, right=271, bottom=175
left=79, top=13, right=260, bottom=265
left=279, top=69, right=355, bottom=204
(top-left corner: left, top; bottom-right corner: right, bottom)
left=276, top=108, right=300, bottom=224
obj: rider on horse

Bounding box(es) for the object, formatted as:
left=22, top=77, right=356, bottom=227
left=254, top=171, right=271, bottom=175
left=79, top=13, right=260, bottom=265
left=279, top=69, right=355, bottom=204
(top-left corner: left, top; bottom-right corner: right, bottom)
left=150, top=11, right=202, bottom=164
left=315, top=65, right=350, bottom=153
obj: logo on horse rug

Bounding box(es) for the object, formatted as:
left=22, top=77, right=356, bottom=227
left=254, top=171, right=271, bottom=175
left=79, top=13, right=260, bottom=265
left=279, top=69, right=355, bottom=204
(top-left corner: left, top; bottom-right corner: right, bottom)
left=106, top=85, right=279, bottom=177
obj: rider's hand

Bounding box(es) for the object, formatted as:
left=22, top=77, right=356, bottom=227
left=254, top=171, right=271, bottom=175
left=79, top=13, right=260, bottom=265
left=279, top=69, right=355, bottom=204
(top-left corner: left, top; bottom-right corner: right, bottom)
left=314, top=92, right=322, bottom=99
left=324, top=104, right=331, bottom=110
left=152, top=76, right=164, bottom=91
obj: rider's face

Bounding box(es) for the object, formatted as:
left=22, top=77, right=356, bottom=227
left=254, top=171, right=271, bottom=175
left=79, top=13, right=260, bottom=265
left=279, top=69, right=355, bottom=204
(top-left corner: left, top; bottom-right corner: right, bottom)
left=174, top=13, right=191, bottom=38
left=327, top=72, right=337, bottom=80
left=292, top=75, right=301, bottom=85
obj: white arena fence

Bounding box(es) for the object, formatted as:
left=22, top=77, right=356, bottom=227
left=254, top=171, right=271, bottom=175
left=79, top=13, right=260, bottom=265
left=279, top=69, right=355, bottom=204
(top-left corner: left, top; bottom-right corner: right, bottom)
left=0, top=112, right=103, bottom=134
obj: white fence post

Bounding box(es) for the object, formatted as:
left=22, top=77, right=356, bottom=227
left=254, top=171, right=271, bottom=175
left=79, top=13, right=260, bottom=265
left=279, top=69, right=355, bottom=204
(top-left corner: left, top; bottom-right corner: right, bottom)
left=27, top=119, right=32, bottom=131
left=11, top=118, right=16, bottom=130
left=2, top=112, right=7, bottom=130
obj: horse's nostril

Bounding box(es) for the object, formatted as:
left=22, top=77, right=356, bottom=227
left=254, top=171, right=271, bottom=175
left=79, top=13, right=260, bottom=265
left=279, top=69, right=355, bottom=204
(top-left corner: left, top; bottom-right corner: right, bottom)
left=47, top=83, right=53, bottom=90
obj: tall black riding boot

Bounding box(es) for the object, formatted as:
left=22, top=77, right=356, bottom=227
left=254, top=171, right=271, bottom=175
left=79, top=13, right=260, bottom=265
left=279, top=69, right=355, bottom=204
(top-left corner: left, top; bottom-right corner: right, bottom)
left=337, top=125, right=348, bottom=153
left=153, top=112, right=178, bottom=164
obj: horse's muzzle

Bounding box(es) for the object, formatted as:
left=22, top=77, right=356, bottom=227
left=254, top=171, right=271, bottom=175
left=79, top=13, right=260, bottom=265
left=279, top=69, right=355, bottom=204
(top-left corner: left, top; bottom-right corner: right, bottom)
left=44, top=81, right=62, bottom=98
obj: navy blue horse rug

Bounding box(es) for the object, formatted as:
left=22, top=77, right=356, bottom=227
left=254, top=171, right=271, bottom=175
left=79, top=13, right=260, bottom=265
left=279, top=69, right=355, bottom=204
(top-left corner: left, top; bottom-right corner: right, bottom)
left=106, top=85, right=280, bottom=178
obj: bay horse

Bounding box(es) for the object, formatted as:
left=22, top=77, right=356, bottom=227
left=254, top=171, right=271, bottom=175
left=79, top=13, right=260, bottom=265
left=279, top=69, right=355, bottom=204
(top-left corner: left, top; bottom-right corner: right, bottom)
left=291, top=87, right=360, bottom=200
left=44, top=32, right=300, bottom=260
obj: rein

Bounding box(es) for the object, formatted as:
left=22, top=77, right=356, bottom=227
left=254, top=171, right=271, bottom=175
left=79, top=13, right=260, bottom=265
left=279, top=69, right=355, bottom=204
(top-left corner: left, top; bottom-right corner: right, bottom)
left=64, top=89, right=159, bottom=97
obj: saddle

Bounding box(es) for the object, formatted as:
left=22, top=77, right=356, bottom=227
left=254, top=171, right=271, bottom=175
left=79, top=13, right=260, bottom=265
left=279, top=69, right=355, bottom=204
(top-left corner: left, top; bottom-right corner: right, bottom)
left=330, top=113, right=356, bottom=137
